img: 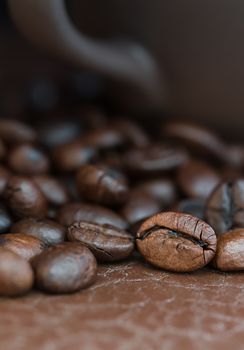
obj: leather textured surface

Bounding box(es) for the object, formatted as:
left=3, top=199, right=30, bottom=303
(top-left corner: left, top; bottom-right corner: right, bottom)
left=1, top=257, right=244, bottom=350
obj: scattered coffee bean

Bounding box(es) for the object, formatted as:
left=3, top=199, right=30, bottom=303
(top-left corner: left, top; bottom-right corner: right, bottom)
left=0, top=233, right=45, bottom=261
left=68, top=221, right=134, bottom=262
left=32, top=242, right=97, bottom=294
left=173, top=198, right=206, bottom=220
left=76, top=164, right=129, bottom=206
left=0, top=119, right=36, bottom=144
left=4, top=176, right=48, bottom=219
left=112, top=119, right=149, bottom=147
left=0, top=166, right=11, bottom=195
left=8, top=144, right=50, bottom=175
left=177, top=159, right=220, bottom=199
left=136, top=212, right=217, bottom=272
left=206, top=179, right=244, bottom=234
left=0, top=249, right=34, bottom=296
left=11, top=218, right=65, bottom=245
left=57, top=202, right=128, bottom=229
left=83, top=128, right=125, bottom=150
left=212, top=229, right=244, bottom=271
left=33, top=175, right=69, bottom=206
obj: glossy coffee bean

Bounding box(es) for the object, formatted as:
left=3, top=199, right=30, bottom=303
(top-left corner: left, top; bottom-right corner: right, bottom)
left=0, top=249, right=33, bottom=296
left=33, top=175, right=69, bottom=206
left=177, top=160, right=220, bottom=199
left=57, top=203, right=128, bottom=229
left=11, top=218, right=65, bottom=245
left=68, top=221, right=134, bottom=262
left=206, top=179, right=244, bottom=234
left=0, top=234, right=45, bottom=261
left=4, top=176, right=48, bottom=219
left=32, top=242, right=97, bottom=294
left=0, top=166, right=11, bottom=196
left=120, top=192, right=160, bottom=225
left=135, top=179, right=177, bottom=207
left=8, top=144, right=50, bottom=175
left=52, top=140, right=96, bottom=172
left=213, top=229, right=244, bottom=271
left=83, top=128, right=125, bottom=150
left=123, top=144, right=188, bottom=177
left=173, top=198, right=206, bottom=220
left=163, top=121, right=225, bottom=159
left=136, top=212, right=217, bottom=272
left=0, top=119, right=36, bottom=144
left=76, top=164, right=129, bottom=206
left=0, top=206, right=12, bottom=233
left=112, top=119, right=149, bottom=147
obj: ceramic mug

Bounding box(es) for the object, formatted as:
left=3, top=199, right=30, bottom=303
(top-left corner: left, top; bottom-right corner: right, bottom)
left=7, top=0, right=244, bottom=127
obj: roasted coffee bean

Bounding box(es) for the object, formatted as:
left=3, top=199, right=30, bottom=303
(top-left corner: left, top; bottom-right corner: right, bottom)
left=112, top=119, right=149, bottom=147
left=11, top=218, right=65, bottom=245
left=123, top=144, right=188, bottom=177
left=52, top=140, right=95, bottom=172
left=120, top=192, right=160, bottom=225
left=177, top=160, right=220, bottom=199
left=76, top=164, right=129, bottom=206
left=0, top=234, right=45, bottom=261
left=136, top=212, right=217, bottom=272
left=83, top=128, right=125, bottom=150
left=0, top=206, right=12, bottom=234
left=0, top=166, right=11, bottom=196
left=135, top=179, right=177, bottom=207
left=4, top=176, right=48, bottom=219
left=163, top=121, right=225, bottom=159
left=206, top=179, right=244, bottom=234
left=222, top=145, right=244, bottom=168
left=57, top=203, right=128, bottom=229
left=33, top=175, right=69, bottom=206
left=32, top=242, right=97, bottom=294
left=173, top=198, right=206, bottom=220
left=0, top=249, right=33, bottom=296
left=68, top=221, right=134, bottom=262
left=212, top=229, right=244, bottom=271
left=0, top=119, right=36, bottom=144
left=8, top=144, right=50, bottom=175
left=77, top=105, right=107, bottom=129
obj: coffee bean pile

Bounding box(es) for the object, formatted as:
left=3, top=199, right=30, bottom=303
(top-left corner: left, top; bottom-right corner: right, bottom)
left=0, top=113, right=243, bottom=296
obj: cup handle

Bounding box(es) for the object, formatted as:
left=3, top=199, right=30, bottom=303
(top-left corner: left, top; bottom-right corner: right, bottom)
left=8, top=0, right=162, bottom=101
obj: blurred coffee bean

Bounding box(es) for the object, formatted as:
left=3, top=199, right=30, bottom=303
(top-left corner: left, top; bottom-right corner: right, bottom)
left=163, top=121, right=225, bottom=159
left=206, top=179, right=244, bottom=234
left=177, top=159, right=220, bottom=199
left=32, top=243, right=97, bottom=294
left=4, top=176, right=48, bottom=219
left=223, top=145, right=244, bottom=168
left=33, top=175, right=69, bottom=206
left=8, top=144, right=50, bottom=175
left=77, top=105, right=107, bottom=129
left=134, top=178, right=177, bottom=207
left=83, top=128, right=125, bottom=150
left=173, top=198, right=206, bottom=219
left=11, top=218, right=66, bottom=246
left=0, top=249, right=33, bottom=296
left=120, top=192, right=160, bottom=225
left=0, top=166, right=11, bottom=196
left=76, top=164, right=129, bottom=206
left=112, top=119, right=149, bottom=147
left=52, top=140, right=96, bottom=172
left=0, top=206, right=12, bottom=234
left=57, top=202, right=128, bottom=229
left=0, top=234, right=45, bottom=261
left=0, top=119, right=36, bottom=144
left=123, top=144, right=188, bottom=177
left=68, top=221, right=134, bottom=262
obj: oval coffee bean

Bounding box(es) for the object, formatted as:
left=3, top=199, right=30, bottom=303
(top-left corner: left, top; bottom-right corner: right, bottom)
left=173, top=198, right=206, bottom=220
left=0, top=249, right=34, bottom=296
left=8, top=144, right=50, bottom=175
left=136, top=212, right=217, bottom=272
left=177, top=159, right=220, bottom=199
left=11, top=218, right=66, bottom=246
left=68, top=221, right=134, bottom=262
left=0, top=119, right=36, bottom=144
left=32, top=243, right=97, bottom=294
left=83, top=128, right=125, bottom=150
left=112, top=119, right=149, bottom=148
left=212, top=229, right=244, bottom=271
left=0, top=234, right=45, bottom=261
left=206, top=179, right=244, bottom=234
left=33, top=175, right=69, bottom=206
left=76, top=164, right=129, bottom=206
left=57, top=202, right=128, bottom=229
left=4, top=176, right=48, bottom=219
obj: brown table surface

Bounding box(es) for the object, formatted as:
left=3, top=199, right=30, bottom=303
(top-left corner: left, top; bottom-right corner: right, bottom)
left=1, top=258, right=244, bottom=350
